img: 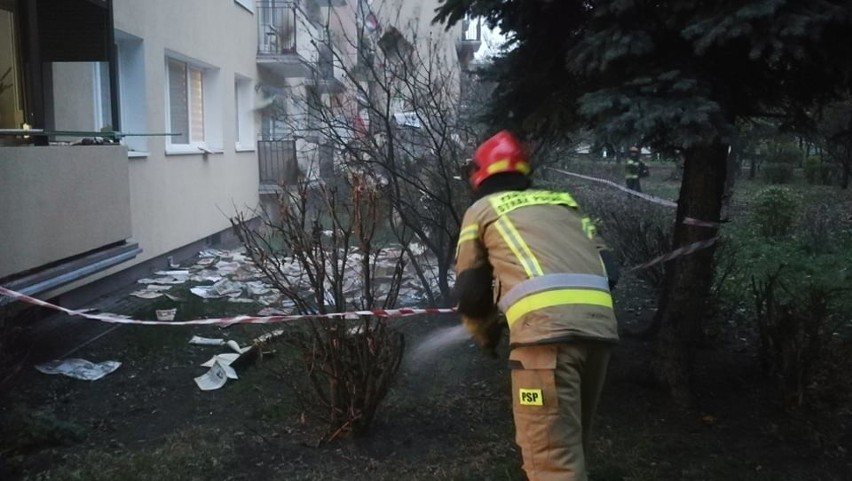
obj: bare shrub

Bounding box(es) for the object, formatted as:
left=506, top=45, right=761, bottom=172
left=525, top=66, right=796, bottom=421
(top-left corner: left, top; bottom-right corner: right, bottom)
left=705, top=239, right=747, bottom=339
left=797, top=202, right=841, bottom=255
left=259, top=7, right=478, bottom=306
left=751, top=268, right=846, bottom=410
left=231, top=176, right=405, bottom=440
left=574, top=186, right=673, bottom=288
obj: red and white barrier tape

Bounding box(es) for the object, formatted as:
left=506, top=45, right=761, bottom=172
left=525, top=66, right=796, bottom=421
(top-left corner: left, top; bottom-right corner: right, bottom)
left=0, top=286, right=455, bottom=326
left=547, top=167, right=722, bottom=229
left=1, top=236, right=718, bottom=324
left=549, top=167, right=678, bottom=207
left=625, top=237, right=719, bottom=272
left=1, top=234, right=717, bottom=325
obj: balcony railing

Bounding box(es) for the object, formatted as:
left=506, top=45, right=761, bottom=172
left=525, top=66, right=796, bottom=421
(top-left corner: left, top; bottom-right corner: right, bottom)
left=258, top=139, right=298, bottom=186
left=0, top=145, right=135, bottom=282
left=257, top=2, right=297, bottom=55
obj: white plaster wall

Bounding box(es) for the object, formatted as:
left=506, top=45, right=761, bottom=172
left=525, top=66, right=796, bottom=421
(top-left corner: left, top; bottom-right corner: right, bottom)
left=110, top=0, right=261, bottom=265
left=370, top=0, right=463, bottom=100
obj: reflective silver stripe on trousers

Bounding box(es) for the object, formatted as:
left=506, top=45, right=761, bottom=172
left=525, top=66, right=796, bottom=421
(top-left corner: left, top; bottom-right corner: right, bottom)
left=498, top=273, right=611, bottom=312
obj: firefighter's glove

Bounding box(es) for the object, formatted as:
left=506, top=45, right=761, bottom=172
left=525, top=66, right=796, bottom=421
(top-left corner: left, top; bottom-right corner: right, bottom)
left=453, top=264, right=495, bottom=318
left=462, top=310, right=504, bottom=358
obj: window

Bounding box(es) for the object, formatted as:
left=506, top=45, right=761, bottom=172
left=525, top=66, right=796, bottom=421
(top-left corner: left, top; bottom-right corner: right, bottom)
left=234, top=75, right=255, bottom=151
left=0, top=5, right=24, bottom=136
left=306, top=86, right=322, bottom=131
left=116, top=31, right=147, bottom=155
left=168, top=59, right=204, bottom=144
left=165, top=55, right=222, bottom=154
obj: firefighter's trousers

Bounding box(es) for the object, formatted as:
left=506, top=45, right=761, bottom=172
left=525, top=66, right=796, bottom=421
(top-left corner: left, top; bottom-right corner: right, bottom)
left=510, top=342, right=612, bottom=481
left=626, top=178, right=642, bottom=192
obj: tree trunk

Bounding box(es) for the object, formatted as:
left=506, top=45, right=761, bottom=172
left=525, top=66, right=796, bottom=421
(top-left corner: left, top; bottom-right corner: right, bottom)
left=725, top=143, right=740, bottom=205
left=652, top=139, right=728, bottom=406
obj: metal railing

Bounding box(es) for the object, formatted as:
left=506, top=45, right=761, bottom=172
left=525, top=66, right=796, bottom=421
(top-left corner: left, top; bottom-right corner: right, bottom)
left=258, top=139, right=298, bottom=185
left=257, top=2, right=297, bottom=55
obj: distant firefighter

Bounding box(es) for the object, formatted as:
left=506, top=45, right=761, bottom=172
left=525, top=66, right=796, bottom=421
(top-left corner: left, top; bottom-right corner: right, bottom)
left=625, top=146, right=648, bottom=192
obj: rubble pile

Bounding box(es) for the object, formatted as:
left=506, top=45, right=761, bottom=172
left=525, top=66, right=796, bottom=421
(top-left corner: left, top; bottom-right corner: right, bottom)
left=130, top=246, right=453, bottom=315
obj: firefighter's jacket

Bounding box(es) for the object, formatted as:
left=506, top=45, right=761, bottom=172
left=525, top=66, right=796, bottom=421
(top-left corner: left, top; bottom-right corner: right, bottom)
left=625, top=158, right=641, bottom=179
left=455, top=189, right=619, bottom=347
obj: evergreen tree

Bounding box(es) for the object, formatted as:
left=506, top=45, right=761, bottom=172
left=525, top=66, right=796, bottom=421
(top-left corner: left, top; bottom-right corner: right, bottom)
left=435, top=0, right=852, bottom=404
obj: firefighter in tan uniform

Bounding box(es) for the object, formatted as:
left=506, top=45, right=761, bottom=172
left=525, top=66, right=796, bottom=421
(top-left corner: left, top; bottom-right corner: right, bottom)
left=454, top=131, right=620, bottom=481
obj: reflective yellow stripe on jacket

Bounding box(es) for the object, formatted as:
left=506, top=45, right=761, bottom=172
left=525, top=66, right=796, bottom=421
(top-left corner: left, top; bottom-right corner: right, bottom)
left=487, top=191, right=578, bottom=279
left=493, top=216, right=543, bottom=277
left=505, top=289, right=613, bottom=327
left=500, top=274, right=613, bottom=327
left=489, top=190, right=578, bottom=217
left=625, top=160, right=640, bottom=179
left=455, top=223, right=479, bottom=257
left=581, top=216, right=597, bottom=240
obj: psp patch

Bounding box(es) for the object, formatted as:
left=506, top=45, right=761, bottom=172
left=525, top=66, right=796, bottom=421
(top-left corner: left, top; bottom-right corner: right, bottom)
left=519, top=388, right=544, bottom=406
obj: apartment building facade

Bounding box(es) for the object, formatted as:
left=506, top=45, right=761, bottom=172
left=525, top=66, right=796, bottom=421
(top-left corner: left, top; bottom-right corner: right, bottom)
left=254, top=0, right=481, bottom=189
left=0, top=0, right=480, bottom=304
left=0, top=0, right=261, bottom=302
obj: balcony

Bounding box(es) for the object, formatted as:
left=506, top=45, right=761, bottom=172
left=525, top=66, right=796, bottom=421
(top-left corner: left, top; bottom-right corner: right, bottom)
left=457, top=16, right=482, bottom=67
left=257, top=2, right=318, bottom=78
left=310, top=43, right=347, bottom=94
left=258, top=139, right=299, bottom=192
left=0, top=144, right=139, bottom=294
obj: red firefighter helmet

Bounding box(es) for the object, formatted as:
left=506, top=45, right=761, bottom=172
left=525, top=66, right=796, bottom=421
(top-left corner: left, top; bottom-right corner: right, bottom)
left=468, top=130, right=531, bottom=190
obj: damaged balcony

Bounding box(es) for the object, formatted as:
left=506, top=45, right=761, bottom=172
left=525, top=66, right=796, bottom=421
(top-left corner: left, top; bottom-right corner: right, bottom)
left=457, top=15, right=482, bottom=69
left=256, top=1, right=319, bottom=78
left=308, top=43, right=346, bottom=94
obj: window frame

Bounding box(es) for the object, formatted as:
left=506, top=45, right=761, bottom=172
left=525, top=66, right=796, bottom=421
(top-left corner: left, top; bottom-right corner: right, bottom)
left=92, top=61, right=112, bottom=133
left=116, top=31, right=148, bottom=157
left=164, top=53, right=222, bottom=155
left=234, top=74, right=256, bottom=152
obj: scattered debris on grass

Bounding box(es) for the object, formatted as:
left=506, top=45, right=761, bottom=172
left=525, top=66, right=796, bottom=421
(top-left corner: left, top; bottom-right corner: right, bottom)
left=130, top=246, right=454, bottom=316
left=34, top=359, right=121, bottom=381
left=189, top=335, right=227, bottom=346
